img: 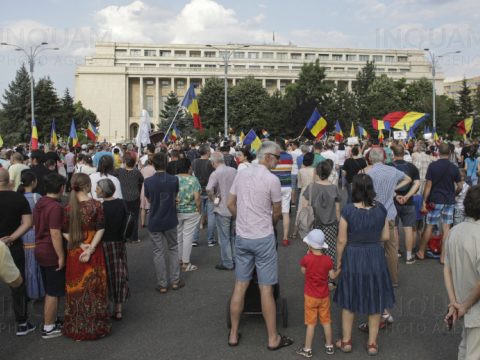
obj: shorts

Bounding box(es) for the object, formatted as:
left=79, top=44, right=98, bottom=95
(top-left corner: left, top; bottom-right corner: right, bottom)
left=304, top=295, right=331, bottom=325
left=426, top=204, right=455, bottom=226
left=234, top=234, right=278, bottom=286
left=40, top=266, right=66, bottom=297
left=281, top=187, right=292, bottom=213
left=291, top=174, right=298, bottom=190
left=394, top=204, right=417, bottom=227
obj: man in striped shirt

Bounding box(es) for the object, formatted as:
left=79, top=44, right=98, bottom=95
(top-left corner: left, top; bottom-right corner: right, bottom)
left=271, top=143, right=294, bottom=246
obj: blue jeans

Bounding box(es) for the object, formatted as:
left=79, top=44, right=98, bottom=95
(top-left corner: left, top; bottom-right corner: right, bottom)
left=215, top=214, right=235, bottom=268
left=193, top=195, right=216, bottom=243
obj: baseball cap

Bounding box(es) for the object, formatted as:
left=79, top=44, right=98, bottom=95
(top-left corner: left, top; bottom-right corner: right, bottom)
left=303, top=229, right=328, bottom=250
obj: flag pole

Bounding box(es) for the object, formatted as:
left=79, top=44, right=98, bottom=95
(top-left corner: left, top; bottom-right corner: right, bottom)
left=294, top=126, right=306, bottom=140
left=163, top=107, right=183, bottom=142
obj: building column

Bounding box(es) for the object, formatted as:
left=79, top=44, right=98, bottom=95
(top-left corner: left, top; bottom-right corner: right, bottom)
left=202, top=77, right=206, bottom=86
left=277, top=79, right=281, bottom=91
left=139, top=77, right=144, bottom=112
left=232, top=78, right=236, bottom=86
left=262, top=78, right=266, bottom=88
left=187, top=77, right=191, bottom=89
left=348, top=80, right=352, bottom=91
left=126, top=77, right=130, bottom=140
left=154, top=77, right=159, bottom=126
left=171, top=77, right=175, bottom=92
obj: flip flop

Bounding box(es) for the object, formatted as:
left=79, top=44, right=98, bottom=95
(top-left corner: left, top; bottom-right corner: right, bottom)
left=228, top=333, right=241, bottom=347
left=267, top=334, right=294, bottom=351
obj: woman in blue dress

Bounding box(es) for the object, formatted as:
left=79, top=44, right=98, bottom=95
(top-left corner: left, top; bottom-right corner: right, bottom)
left=333, top=173, right=395, bottom=356
left=18, top=171, right=45, bottom=300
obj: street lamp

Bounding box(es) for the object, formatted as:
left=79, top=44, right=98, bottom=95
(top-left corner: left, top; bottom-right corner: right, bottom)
left=1, top=42, right=59, bottom=139
left=206, top=44, right=249, bottom=139
left=424, top=48, right=461, bottom=130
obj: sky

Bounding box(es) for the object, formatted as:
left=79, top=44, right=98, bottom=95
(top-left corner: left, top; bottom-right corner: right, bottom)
left=0, top=0, right=479, bottom=99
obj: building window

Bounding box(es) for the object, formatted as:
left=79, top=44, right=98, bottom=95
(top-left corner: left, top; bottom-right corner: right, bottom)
left=346, top=55, right=356, bottom=61
left=305, top=53, right=316, bottom=60
left=263, top=52, right=274, bottom=59
left=291, top=53, right=302, bottom=60
left=115, top=49, right=127, bottom=55
left=144, top=63, right=156, bottom=67
left=332, top=54, right=343, bottom=61
left=129, top=63, right=141, bottom=66
left=159, top=50, right=171, bottom=57
left=359, top=55, right=369, bottom=61
left=189, top=64, right=201, bottom=68
left=375, top=68, right=385, bottom=72
left=277, top=52, right=288, bottom=59
left=277, top=65, right=289, bottom=70
left=205, top=64, right=216, bottom=68
left=204, top=51, right=216, bottom=58
left=249, top=65, right=260, bottom=69
left=292, top=66, right=302, bottom=70
left=174, top=64, right=187, bottom=67
left=373, top=55, right=383, bottom=62
left=386, top=56, right=395, bottom=63
left=158, top=64, right=171, bottom=67
left=319, top=54, right=329, bottom=61
left=144, top=50, right=156, bottom=57
left=161, top=81, right=170, bottom=87
left=334, top=67, right=345, bottom=71
left=248, top=52, right=259, bottom=59
left=233, top=52, right=245, bottom=59
left=399, top=68, right=410, bottom=72
left=130, top=49, right=141, bottom=56
left=348, top=67, right=358, bottom=72
left=397, top=56, right=408, bottom=63
left=177, top=81, right=185, bottom=89
left=388, top=68, right=397, bottom=72
left=189, top=51, right=201, bottom=57
left=145, top=96, right=154, bottom=117
left=234, top=65, right=246, bottom=69
left=174, top=50, right=186, bottom=57
left=263, top=65, right=274, bottom=69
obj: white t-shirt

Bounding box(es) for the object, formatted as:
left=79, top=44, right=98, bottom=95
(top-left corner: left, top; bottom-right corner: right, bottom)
left=321, top=150, right=339, bottom=169
left=289, top=148, right=303, bottom=175
left=89, top=173, right=123, bottom=200
left=65, top=152, right=75, bottom=173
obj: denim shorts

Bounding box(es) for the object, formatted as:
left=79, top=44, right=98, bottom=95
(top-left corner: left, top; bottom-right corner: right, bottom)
left=395, top=204, right=417, bottom=227
left=291, top=174, right=298, bottom=190
left=234, top=234, right=278, bottom=285
left=426, top=204, right=455, bottom=226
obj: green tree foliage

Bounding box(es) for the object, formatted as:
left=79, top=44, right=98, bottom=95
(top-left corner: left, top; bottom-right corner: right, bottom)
left=159, top=91, right=183, bottom=131
left=34, top=77, right=62, bottom=142
left=353, top=60, right=376, bottom=125
left=458, top=78, right=473, bottom=119
left=59, top=88, right=76, bottom=135
left=73, top=101, right=99, bottom=136
left=474, top=85, right=480, bottom=115
left=197, top=77, right=225, bottom=134
left=0, top=64, right=31, bottom=144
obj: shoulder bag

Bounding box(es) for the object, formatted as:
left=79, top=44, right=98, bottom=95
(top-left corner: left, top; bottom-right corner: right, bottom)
left=296, top=171, right=316, bottom=239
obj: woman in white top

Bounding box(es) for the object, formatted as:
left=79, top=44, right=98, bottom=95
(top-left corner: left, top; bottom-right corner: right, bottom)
left=89, top=155, right=123, bottom=200
left=236, top=148, right=253, bottom=171
left=74, top=154, right=96, bottom=175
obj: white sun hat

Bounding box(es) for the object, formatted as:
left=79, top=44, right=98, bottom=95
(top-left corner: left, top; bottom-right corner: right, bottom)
left=303, top=229, right=328, bottom=250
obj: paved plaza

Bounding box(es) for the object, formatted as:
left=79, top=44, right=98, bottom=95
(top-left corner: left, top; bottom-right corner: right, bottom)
left=0, top=215, right=461, bottom=360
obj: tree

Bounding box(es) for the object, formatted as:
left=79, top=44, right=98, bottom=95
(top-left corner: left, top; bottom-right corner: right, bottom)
left=0, top=64, right=32, bottom=144
left=198, top=78, right=225, bottom=134
left=261, top=90, right=292, bottom=137
left=159, top=91, right=182, bottom=130
left=60, top=88, right=76, bottom=135
left=73, top=101, right=99, bottom=136
left=353, top=61, right=376, bottom=126
left=322, top=87, right=358, bottom=133
left=458, top=78, right=473, bottom=119
left=34, top=77, right=62, bottom=142
left=474, top=85, right=480, bottom=115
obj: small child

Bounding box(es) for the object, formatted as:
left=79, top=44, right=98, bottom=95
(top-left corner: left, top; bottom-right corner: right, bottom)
left=297, top=229, right=337, bottom=358
left=454, top=168, right=470, bottom=226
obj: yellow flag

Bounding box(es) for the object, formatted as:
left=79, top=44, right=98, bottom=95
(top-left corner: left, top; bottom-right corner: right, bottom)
left=0, top=133, right=3, bottom=147
left=350, top=122, right=355, bottom=137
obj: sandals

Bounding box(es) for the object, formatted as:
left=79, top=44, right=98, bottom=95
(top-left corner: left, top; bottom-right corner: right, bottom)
left=267, top=334, right=294, bottom=351
left=182, top=263, right=198, bottom=272
left=367, top=342, right=378, bottom=356
left=171, top=282, right=185, bottom=290
left=335, top=339, right=352, bottom=353
left=156, top=286, right=168, bottom=294
left=228, top=333, right=241, bottom=347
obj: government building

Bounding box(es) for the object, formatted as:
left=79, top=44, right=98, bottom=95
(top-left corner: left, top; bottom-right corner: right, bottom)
left=75, top=42, right=441, bottom=141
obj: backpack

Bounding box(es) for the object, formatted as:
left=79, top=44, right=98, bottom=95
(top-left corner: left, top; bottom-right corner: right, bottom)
left=296, top=174, right=317, bottom=239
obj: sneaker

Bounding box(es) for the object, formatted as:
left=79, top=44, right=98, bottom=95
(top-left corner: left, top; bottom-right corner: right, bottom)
left=208, top=241, right=217, bottom=247
left=42, top=324, right=63, bottom=339
left=55, top=317, right=64, bottom=328
left=192, top=242, right=198, bottom=247
left=282, top=239, right=290, bottom=247
left=406, top=256, right=416, bottom=265
left=16, top=322, right=36, bottom=336
left=296, top=346, right=313, bottom=358
left=325, top=344, right=335, bottom=355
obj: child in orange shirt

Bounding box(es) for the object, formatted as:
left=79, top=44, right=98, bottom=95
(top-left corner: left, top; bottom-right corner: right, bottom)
left=297, top=229, right=338, bottom=357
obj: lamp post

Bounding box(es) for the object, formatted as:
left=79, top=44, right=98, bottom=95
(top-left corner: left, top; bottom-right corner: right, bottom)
left=206, top=44, right=249, bottom=139
left=424, top=49, right=461, bottom=130
left=1, top=42, right=59, bottom=137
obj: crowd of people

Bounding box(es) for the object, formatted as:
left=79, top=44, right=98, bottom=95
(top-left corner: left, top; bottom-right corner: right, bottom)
left=0, top=135, right=480, bottom=358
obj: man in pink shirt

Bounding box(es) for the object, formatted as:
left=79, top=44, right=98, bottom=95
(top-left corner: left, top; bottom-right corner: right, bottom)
left=227, top=141, right=294, bottom=350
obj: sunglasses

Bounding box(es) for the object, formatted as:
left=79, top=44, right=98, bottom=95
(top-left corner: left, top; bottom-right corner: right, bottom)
left=267, top=153, right=280, bottom=160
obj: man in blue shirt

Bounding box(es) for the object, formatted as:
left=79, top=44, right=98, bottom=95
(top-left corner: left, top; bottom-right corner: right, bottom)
left=144, top=152, right=182, bottom=293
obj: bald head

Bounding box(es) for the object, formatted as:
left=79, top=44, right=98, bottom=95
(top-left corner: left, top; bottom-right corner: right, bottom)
left=0, top=168, right=9, bottom=185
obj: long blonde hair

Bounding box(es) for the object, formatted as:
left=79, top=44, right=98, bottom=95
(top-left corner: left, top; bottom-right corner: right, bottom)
left=68, top=173, right=91, bottom=248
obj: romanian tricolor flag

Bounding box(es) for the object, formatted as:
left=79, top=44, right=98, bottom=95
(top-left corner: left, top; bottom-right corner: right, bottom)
left=334, top=121, right=344, bottom=142
left=239, top=131, right=245, bottom=143
left=261, top=129, right=270, bottom=138
left=243, top=129, right=262, bottom=152
left=433, top=127, right=439, bottom=142
left=170, top=126, right=180, bottom=141
left=378, top=129, right=384, bottom=140
left=358, top=126, right=369, bottom=139
left=306, top=109, right=327, bottom=139
left=31, top=119, right=39, bottom=150
left=86, top=121, right=98, bottom=142
left=457, top=117, right=473, bottom=135
left=350, top=122, right=355, bottom=137
left=181, top=85, right=203, bottom=129
left=372, top=118, right=391, bottom=131
left=69, top=119, right=79, bottom=147
left=383, top=112, right=428, bottom=131
left=50, top=120, right=58, bottom=147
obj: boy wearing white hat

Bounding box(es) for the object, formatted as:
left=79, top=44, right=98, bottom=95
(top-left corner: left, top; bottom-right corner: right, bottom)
left=296, top=229, right=338, bottom=358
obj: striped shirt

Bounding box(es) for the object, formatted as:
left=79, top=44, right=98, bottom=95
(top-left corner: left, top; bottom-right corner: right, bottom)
left=271, top=152, right=293, bottom=187
left=367, top=163, right=406, bottom=220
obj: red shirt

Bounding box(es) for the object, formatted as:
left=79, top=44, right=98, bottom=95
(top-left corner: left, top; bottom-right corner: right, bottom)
left=300, top=252, right=333, bottom=299
left=34, top=196, right=64, bottom=267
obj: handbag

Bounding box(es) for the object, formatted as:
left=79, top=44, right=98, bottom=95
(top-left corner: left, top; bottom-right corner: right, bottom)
left=296, top=171, right=316, bottom=240
left=121, top=201, right=135, bottom=241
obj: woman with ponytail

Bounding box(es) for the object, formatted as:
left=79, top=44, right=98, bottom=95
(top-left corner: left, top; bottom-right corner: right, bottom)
left=62, top=173, right=111, bottom=340
left=18, top=171, right=45, bottom=299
